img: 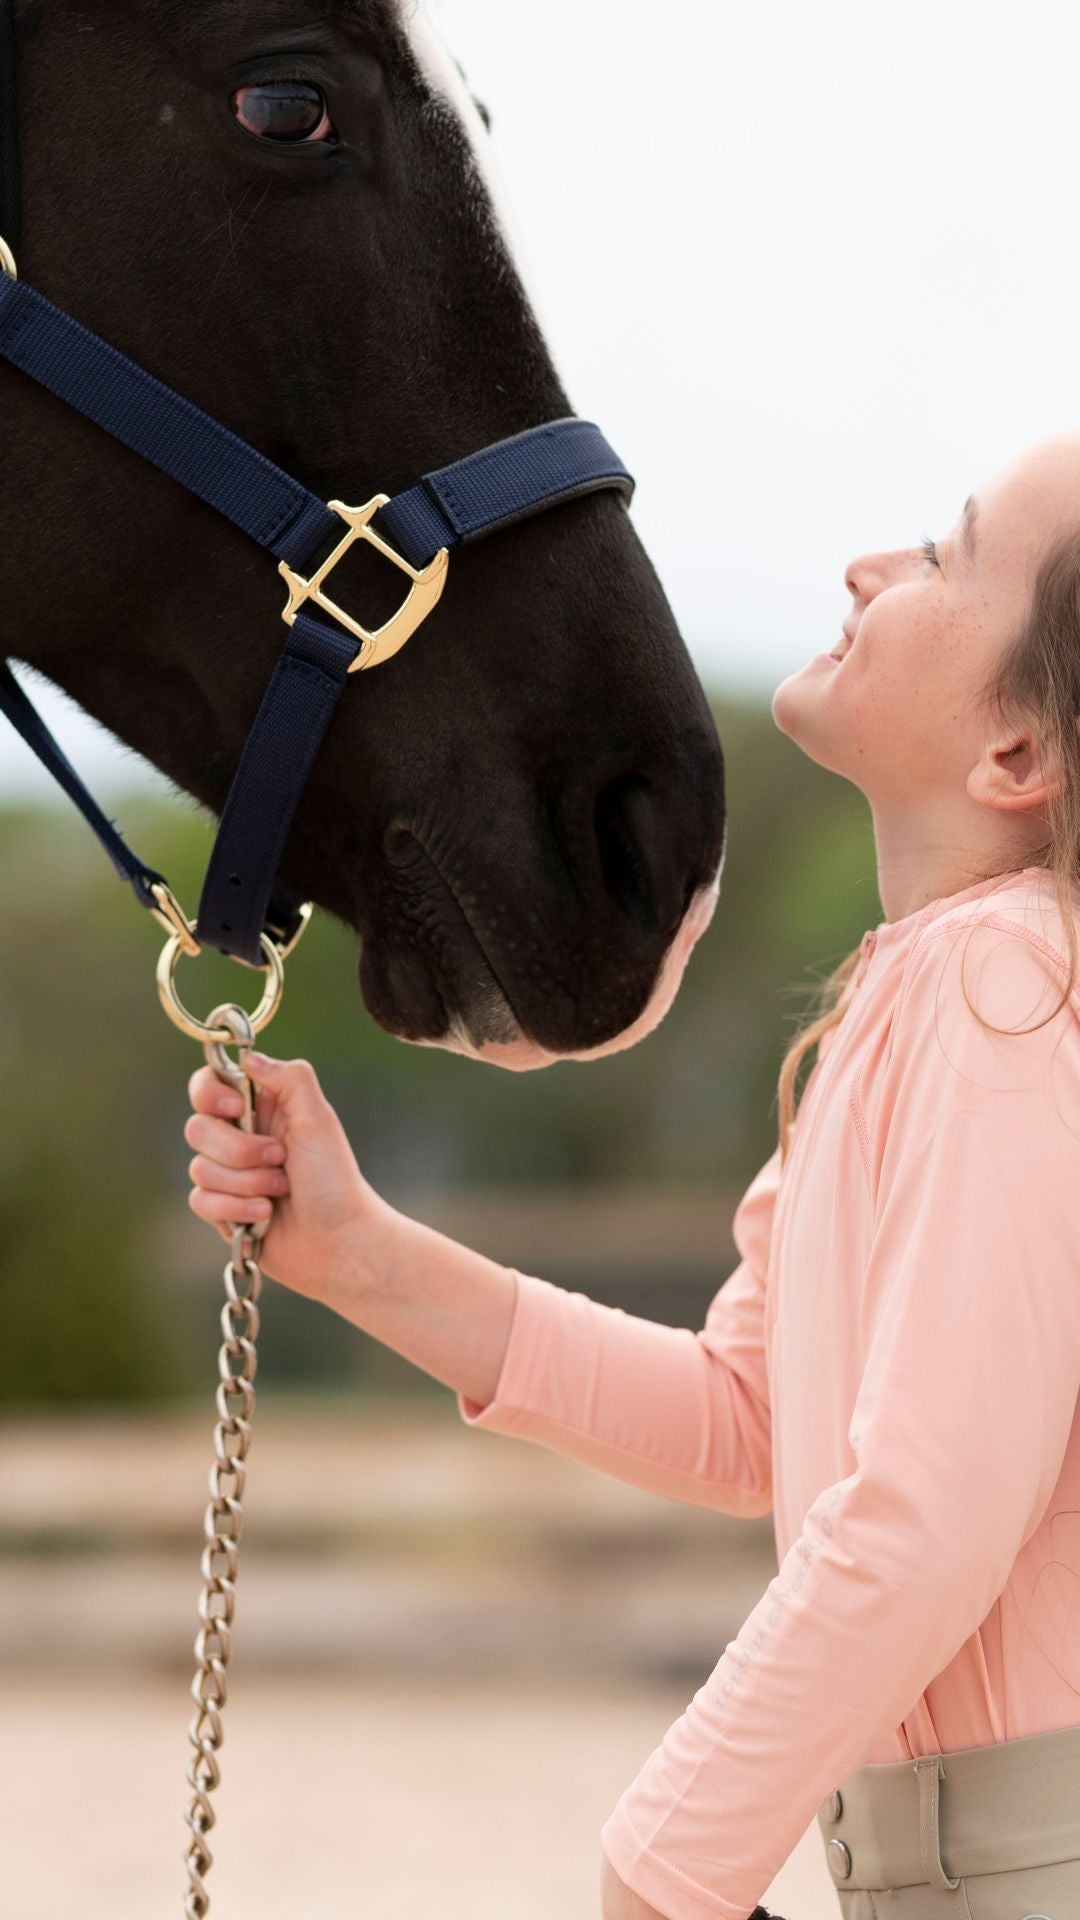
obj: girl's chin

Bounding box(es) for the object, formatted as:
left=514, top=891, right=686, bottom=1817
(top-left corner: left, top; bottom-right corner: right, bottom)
left=770, top=658, right=859, bottom=764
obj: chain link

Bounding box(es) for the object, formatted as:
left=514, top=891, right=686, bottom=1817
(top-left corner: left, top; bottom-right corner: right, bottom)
left=183, top=1003, right=272, bottom=1920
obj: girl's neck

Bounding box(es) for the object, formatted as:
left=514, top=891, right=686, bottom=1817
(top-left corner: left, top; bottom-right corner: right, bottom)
left=870, top=810, right=1047, bottom=924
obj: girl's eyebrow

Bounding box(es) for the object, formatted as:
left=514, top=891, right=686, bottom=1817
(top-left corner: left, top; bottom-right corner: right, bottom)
left=961, top=494, right=979, bottom=561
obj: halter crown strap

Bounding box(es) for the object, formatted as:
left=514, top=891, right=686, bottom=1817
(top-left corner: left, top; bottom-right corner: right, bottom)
left=0, top=267, right=635, bottom=964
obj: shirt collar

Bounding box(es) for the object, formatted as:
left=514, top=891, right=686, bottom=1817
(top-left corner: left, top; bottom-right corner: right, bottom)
left=867, top=865, right=1055, bottom=957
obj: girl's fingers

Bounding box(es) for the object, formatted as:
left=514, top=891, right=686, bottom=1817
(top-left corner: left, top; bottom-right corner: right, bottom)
left=187, top=1065, right=249, bottom=1121
left=188, top=1156, right=289, bottom=1201
left=188, top=1186, right=274, bottom=1228
left=184, top=1112, right=286, bottom=1169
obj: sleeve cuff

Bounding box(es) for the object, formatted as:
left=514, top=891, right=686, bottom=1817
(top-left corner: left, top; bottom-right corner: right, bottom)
left=456, top=1268, right=562, bottom=1432
left=600, top=1805, right=752, bottom=1920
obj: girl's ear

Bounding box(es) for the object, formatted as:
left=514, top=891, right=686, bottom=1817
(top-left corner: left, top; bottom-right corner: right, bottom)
left=966, top=729, right=1058, bottom=815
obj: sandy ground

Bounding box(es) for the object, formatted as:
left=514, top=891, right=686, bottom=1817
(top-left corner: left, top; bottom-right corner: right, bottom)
left=3, top=1673, right=840, bottom=1920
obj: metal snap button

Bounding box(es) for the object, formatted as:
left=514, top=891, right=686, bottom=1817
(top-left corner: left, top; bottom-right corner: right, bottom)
left=823, top=1790, right=843, bottom=1821
left=827, top=1838, right=852, bottom=1880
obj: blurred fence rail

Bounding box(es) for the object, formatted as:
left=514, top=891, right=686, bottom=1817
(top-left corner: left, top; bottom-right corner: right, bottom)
left=0, top=1400, right=778, bottom=1683
left=400, top=1184, right=741, bottom=1270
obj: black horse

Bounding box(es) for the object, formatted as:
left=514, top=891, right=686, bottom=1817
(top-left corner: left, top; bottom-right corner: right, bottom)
left=3, top=0, right=726, bottom=1066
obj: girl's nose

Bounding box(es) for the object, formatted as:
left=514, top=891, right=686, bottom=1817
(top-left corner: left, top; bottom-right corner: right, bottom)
left=845, top=547, right=906, bottom=604
left=846, top=550, right=886, bottom=595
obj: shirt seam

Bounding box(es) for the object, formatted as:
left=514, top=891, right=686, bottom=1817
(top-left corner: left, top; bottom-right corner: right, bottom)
left=901, top=912, right=1080, bottom=1021
left=850, top=1060, right=873, bottom=1201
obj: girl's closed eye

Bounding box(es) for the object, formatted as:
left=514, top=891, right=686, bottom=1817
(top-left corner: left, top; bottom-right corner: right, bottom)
left=921, top=532, right=941, bottom=568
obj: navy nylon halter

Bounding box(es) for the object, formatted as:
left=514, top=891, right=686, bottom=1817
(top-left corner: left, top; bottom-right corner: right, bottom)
left=0, top=10, right=634, bottom=968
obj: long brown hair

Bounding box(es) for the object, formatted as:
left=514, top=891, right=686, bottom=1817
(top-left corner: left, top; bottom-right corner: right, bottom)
left=775, top=527, right=1080, bottom=1166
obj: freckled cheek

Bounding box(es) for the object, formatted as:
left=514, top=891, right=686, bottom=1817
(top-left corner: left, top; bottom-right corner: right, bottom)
left=843, top=648, right=929, bottom=758
left=870, top=607, right=957, bottom=710
left=957, top=612, right=1004, bottom=692
left=847, top=622, right=913, bottom=702
left=919, top=623, right=982, bottom=720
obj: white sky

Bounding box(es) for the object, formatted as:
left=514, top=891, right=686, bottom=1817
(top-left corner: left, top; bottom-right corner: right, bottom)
left=5, top=0, right=1080, bottom=798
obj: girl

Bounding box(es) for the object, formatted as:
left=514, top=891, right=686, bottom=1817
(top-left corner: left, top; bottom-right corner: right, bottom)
left=186, top=431, right=1080, bottom=1920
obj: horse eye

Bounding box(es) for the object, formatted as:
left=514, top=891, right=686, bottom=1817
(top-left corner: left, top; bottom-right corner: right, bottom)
left=230, top=81, right=335, bottom=144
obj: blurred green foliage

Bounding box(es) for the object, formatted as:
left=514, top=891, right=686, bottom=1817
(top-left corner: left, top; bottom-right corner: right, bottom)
left=0, top=691, right=879, bottom=1407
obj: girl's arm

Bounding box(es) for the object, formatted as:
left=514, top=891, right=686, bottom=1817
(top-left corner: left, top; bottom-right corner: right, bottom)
left=185, top=1054, right=781, bottom=1516
left=451, top=1172, right=778, bottom=1518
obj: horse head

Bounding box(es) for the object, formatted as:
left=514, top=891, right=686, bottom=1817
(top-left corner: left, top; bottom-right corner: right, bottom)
left=2, top=0, right=726, bottom=1066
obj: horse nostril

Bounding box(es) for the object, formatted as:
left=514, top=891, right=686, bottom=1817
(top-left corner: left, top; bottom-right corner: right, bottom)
left=593, top=774, right=658, bottom=930
left=384, top=822, right=417, bottom=862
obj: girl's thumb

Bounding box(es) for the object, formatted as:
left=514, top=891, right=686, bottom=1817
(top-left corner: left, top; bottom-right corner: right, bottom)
left=244, top=1052, right=321, bottom=1107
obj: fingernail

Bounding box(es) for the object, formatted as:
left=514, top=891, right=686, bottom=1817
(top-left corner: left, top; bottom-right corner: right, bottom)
left=251, top=1199, right=272, bottom=1216
left=247, top=1052, right=269, bottom=1071
left=263, top=1145, right=285, bottom=1165
left=223, top=1096, right=244, bottom=1116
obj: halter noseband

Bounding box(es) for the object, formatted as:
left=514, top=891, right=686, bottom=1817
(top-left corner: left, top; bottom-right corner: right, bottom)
left=0, top=0, right=634, bottom=972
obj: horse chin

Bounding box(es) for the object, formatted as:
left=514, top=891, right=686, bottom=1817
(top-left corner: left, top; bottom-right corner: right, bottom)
left=416, top=877, right=721, bottom=1072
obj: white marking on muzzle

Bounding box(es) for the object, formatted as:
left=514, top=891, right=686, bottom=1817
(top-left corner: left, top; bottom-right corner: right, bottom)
left=422, top=848, right=727, bottom=1072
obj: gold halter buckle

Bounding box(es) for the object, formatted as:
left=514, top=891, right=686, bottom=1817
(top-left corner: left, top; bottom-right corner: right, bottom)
left=278, top=496, right=449, bottom=672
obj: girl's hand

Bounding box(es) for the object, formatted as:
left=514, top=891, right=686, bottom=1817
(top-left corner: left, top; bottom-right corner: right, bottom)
left=600, top=1856, right=671, bottom=1920
left=185, top=1051, right=381, bottom=1304
left=601, top=1858, right=776, bottom=1920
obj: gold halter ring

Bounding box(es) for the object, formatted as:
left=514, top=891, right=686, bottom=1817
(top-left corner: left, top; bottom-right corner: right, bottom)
left=156, top=929, right=285, bottom=1044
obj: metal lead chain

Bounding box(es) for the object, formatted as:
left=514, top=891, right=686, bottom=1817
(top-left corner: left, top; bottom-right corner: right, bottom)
left=183, top=1003, right=271, bottom=1920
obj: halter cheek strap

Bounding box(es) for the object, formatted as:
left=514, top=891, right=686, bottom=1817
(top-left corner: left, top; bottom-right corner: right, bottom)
left=0, top=264, right=634, bottom=965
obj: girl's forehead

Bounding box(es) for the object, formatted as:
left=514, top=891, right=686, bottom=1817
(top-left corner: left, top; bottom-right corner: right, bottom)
left=981, top=435, right=1080, bottom=541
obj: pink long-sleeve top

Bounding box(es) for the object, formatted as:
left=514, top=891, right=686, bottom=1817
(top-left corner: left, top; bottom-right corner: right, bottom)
left=457, top=866, right=1080, bottom=1920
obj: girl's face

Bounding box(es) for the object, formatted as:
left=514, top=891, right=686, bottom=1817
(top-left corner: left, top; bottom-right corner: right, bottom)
left=771, top=434, right=1080, bottom=820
